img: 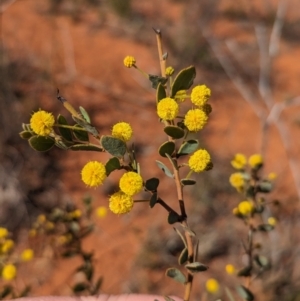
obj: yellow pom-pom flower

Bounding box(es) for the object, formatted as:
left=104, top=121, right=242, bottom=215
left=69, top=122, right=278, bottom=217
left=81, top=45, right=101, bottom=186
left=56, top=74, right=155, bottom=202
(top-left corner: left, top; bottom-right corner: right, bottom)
left=165, top=66, right=174, bottom=76
left=119, top=172, right=143, bottom=196
left=81, top=161, right=107, bottom=188
left=2, top=264, right=17, bottom=280
left=123, top=56, right=136, bottom=68
left=205, top=278, right=219, bottom=294
left=268, top=216, right=277, bottom=226
left=248, top=154, right=263, bottom=169
left=231, top=153, right=247, bottom=170
left=184, top=109, right=208, bottom=132
left=30, top=110, right=55, bottom=136
left=188, top=149, right=212, bottom=173
left=109, top=191, right=134, bottom=214
left=157, top=97, right=179, bottom=121
left=68, top=209, right=82, bottom=219
left=238, top=201, right=254, bottom=216
left=21, top=248, right=34, bottom=262
left=112, top=122, right=133, bottom=142
left=0, top=227, right=8, bottom=239
left=225, top=264, right=236, bottom=275
left=96, top=206, right=107, bottom=218
left=191, top=85, right=211, bottom=106
left=229, top=172, right=245, bottom=192
left=268, top=172, right=277, bottom=180
left=1, top=239, right=14, bottom=253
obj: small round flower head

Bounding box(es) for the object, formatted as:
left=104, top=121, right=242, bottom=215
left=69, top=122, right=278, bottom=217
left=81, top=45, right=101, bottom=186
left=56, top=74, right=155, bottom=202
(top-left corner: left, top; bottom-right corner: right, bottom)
left=157, top=97, right=179, bottom=121
left=37, top=214, right=46, bottom=224
left=96, top=206, right=107, bottom=218
left=0, top=227, right=8, bottom=239
left=68, top=209, right=82, bottom=219
left=109, top=191, right=134, bottom=214
left=268, top=172, right=277, bottom=180
left=229, top=172, right=245, bottom=192
left=30, top=110, right=55, bottom=136
left=184, top=109, right=208, bottom=132
left=21, top=248, right=34, bottom=262
left=175, top=90, right=187, bottom=103
left=238, top=201, right=254, bottom=216
left=268, top=216, right=277, bottom=226
left=165, top=66, right=174, bottom=76
left=191, top=85, right=211, bottom=106
left=225, top=264, right=236, bottom=275
left=188, top=149, right=212, bottom=173
left=112, top=122, right=133, bottom=142
left=81, top=161, right=107, bottom=188
left=231, top=153, right=247, bottom=170
left=248, top=154, right=263, bottom=169
left=205, top=278, right=219, bottom=294
left=2, top=264, right=17, bottom=280
left=123, top=56, right=136, bottom=68
left=119, top=172, right=143, bottom=196
left=1, top=239, right=14, bottom=253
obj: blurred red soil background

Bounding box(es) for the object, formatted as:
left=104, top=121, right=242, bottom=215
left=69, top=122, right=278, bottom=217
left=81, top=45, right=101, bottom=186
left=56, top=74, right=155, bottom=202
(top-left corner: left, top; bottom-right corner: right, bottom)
left=1, top=0, right=300, bottom=300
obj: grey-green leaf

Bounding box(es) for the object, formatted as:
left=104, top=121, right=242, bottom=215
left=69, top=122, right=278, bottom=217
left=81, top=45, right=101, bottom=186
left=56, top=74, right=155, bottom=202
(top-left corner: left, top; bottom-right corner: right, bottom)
left=171, top=66, right=196, bottom=98
left=79, top=106, right=91, bottom=123
left=185, top=262, right=208, bottom=273
left=159, top=141, right=175, bottom=158
left=145, top=178, right=160, bottom=191
left=181, top=179, right=196, bottom=186
left=19, top=131, right=34, bottom=140
left=70, top=144, right=103, bottom=152
left=165, top=268, right=186, bottom=284
left=105, top=157, right=121, bottom=176
left=254, top=255, right=270, bottom=268
left=177, top=140, right=199, bottom=156
left=156, top=160, right=173, bottom=178
left=236, top=285, right=255, bottom=301
left=257, top=224, right=274, bottom=232
left=157, top=83, right=167, bottom=103
left=164, top=126, right=185, bottom=139
left=101, top=135, right=127, bottom=157
left=73, top=125, right=89, bottom=142
left=178, top=248, right=188, bottom=265
left=57, top=114, right=73, bottom=141
left=29, top=136, right=55, bottom=152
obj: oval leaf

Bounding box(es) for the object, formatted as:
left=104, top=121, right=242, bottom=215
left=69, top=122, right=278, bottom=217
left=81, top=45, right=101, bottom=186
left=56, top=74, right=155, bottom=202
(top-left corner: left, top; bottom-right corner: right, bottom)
left=177, top=140, right=199, bottom=156
left=171, top=66, right=196, bottom=98
left=236, top=285, right=255, bottom=301
left=178, top=248, right=188, bottom=265
left=237, top=266, right=252, bottom=277
left=257, top=180, right=273, bottom=193
left=254, top=255, right=270, bottom=268
left=257, top=224, right=274, bottom=232
left=165, top=268, right=186, bottom=284
left=79, top=106, right=91, bottom=123
left=73, top=125, right=89, bottom=142
left=29, top=136, right=55, bottom=152
left=105, top=157, right=121, bottom=176
left=70, top=144, right=103, bottom=152
left=168, top=211, right=180, bottom=224
left=181, top=179, right=196, bottom=186
left=57, top=114, right=73, bottom=141
left=164, top=126, right=185, bottom=139
left=145, top=178, right=160, bottom=191
left=157, top=82, right=167, bottom=103
left=19, top=130, right=34, bottom=140
left=156, top=160, right=173, bottom=178
left=185, top=262, right=208, bottom=273
left=159, top=141, right=175, bottom=158
left=101, top=135, right=127, bottom=157
left=73, top=282, right=88, bottom=293
left=149, top=192, right=158, bottom=208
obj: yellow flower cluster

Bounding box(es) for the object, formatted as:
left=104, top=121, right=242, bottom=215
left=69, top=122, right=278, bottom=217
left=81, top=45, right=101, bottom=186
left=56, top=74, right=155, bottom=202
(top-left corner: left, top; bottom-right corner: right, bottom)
left=191, top=85, right=211, bottom=106
left=21, top=249, right=34, bottom=262
left=2, top=264, right=17, bottom=281
left=231, top=153, right=247, bottom=169
left=184, top=109, right=208, bottom=132
left=225, top=264, right=236, bottom=275
left=0, top=227, right=9, bottom=239
left=109, top=191, right=134, bottom=215
left=229, top=172, right=245, bottom=192
left=30, top=110, right=55, bottom=136
left=119, top=172, right=143, bottom=196
left=81, top=161, right=107, bottom=188
left=96, top=206, right=107, bottom=218
left=248, top=154, right=263, bottom=169
left=112, top=122, right=133, bottom=142
left=238, top=201, right=254, bottom=216
left=206, top=278, right=219, bottom=294
left=165, top=66, right=174, bottom=76
left=188, top=149, right=212, bottom=173
left=123, top=56, right=136, bottom=68
left=157, top=97, right=179, bottom=121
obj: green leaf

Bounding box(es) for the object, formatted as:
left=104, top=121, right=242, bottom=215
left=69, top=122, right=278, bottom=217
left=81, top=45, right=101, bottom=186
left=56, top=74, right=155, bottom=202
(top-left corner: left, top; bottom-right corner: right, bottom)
left=171, top=66, right=196, bottom=98
left=157, top=83, right=167, bottom=103
left=236, top=285, right=255, bottom=301
left=73, top=116, right=99, bottom=137
left=101, top=135, right=127, bottom=157
left=254, top=255, right=270, bottom=268
left=237, top=266, right=252, bottom=277
left=257, top=224, right=274, bottom=232
left=159, top=141, right=175, bottom=158
left=168, top=211, right=180, bottom=224
left=178, top=248, right=188, bottom=265
left=257, top=180, right=273, bottom=193
left=28, top=136, right=55, bottom=152
left=105, top=157, right=121, bottom=176
left=79, top=106, right=91, bottom=123
left=145, top=178, right=160, bottom=191
left=70, top=144, right=103, bottom=152
left=156, top=160, right=173, bottom=178
left=19, top=130, right=34, bottom=140
left=149, top=74, right=168, bottom=89
left=181, top=179, right=196, bottom=186
left=73, top=125, right=89, bottom=142
left=177, top=139, right=199, bottom=156
left=185, top=262, right=208, bottom=273
left=164, top=126, right=185, bottom=139
left=149, top=192, right=158, bottom=208
left=57, top=114, right=73, bottom=141
left=165, top=268, right=186, bottom=284
left=73, top=282, right=88, bottom=293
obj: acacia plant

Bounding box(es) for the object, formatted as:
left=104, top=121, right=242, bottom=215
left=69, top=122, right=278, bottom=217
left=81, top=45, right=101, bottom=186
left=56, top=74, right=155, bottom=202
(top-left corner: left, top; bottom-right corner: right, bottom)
left=20, top=30, right=214, bottom=301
